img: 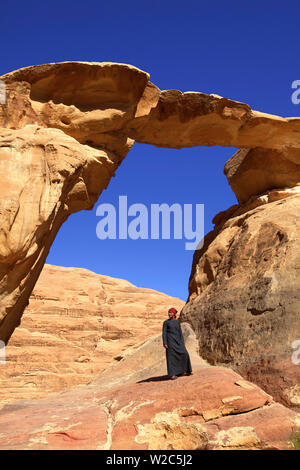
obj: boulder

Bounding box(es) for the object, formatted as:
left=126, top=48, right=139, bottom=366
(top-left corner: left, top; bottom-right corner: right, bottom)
left=224, top=147, right=300, bottom=203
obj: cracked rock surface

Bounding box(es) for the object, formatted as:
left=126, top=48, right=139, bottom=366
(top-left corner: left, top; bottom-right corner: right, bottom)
left=0, top=61, right=299, bottom=429
left=0, top=324, right=298, bottom=450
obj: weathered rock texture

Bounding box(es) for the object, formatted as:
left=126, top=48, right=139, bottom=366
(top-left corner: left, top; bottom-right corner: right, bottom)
left=3, top=62, right=300, bottom=151
left=0, top=62, right=152, bottom=344
left=0, top=264, right=184, bottom=404
left=0, top=61, right=299, bottom=415
left=0, top=327, right=298, bottom=450
left=1, top=60, right=300, bottom=344
left=224, top=147, right=300, bottom=204
left=181, top=186, right=300, bottom=409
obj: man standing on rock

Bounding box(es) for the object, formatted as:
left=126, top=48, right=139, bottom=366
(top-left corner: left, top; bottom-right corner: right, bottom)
left=162, top=308, right=193, bottom=380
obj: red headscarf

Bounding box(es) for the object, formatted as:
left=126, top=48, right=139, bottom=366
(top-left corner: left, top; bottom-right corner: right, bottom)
left=168, top=307, right=178, bottom=314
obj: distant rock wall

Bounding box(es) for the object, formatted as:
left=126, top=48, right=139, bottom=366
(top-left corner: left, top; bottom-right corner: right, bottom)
left=0, top=264, right=184, bottom=404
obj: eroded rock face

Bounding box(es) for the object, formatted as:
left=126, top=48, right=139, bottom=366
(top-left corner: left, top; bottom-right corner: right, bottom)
left=0, top=328, right=298, bottom=450
left=1, top=60, right=300, bottom=344
left=0, top=62, right=151, bottom=343
left=224, top=147, right=300, bottom=204
left=181, top=191, right=300, bottom=409
left=0, top=61, right=299, bottom=415
left=0, top=264, right=184, bottom=404
left=0, top=125, right=122, bottom=343
left=125, top=89, right=300, bottom=150
left=0, top=62, right=150, bottom=158
left=3, top=62, right=300, bottom=152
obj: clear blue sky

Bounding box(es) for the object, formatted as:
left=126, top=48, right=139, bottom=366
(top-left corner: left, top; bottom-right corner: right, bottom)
left=1, top=1, right=299, bottom=300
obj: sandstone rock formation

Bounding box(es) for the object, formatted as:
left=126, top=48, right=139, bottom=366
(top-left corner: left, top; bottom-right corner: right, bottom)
left=0, top=124, right=122, bottom=344
left=224, top=147, right=300, bottom=204
left=0, top=326, right=298, bottom=450
left=0, top=60, right=300, bottom=345
left=0, top=264, right=184, bottom=404
left=3, top=62, right=300, bottom=152
left=0, top=61, right=153, bottom=344
left=181, top=182, right=300, bottom=409
left=0, top=61, right=299, bottom=418
left=125, top=90, right=300, bottom=151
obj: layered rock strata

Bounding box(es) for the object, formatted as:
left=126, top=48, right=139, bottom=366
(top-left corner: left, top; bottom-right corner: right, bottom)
left=0, top=264, right=184, bottom=404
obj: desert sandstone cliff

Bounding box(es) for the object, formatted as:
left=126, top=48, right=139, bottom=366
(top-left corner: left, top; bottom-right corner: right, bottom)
left=0, top=60, right=300, bottom=345
left=0, top=264, right=184, bottom=404
left=0, top=60, right=299, bottom=418
left=181, top=150, right=300, bottom=408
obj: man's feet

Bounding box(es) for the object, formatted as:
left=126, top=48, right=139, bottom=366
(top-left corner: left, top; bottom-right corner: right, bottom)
left=169, top=372, right=193, bottom=380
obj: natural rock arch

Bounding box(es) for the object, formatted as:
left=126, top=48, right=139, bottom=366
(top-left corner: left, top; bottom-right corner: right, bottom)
left=0, top=61, right=299, bottom=407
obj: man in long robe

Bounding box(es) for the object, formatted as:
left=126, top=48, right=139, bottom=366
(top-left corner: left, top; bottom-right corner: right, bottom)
left=162, top=307, right=192, bottom=380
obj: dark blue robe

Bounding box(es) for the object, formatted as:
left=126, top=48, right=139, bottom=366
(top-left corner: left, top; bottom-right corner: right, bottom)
left=162, top=318, right=192, bottom=377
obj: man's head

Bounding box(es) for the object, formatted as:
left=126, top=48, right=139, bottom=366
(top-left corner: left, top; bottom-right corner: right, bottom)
left=168, top=307, right=177, bottom=319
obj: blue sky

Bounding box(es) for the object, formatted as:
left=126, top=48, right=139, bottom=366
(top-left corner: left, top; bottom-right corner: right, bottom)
left=1, top=1, right=299, bottom=300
